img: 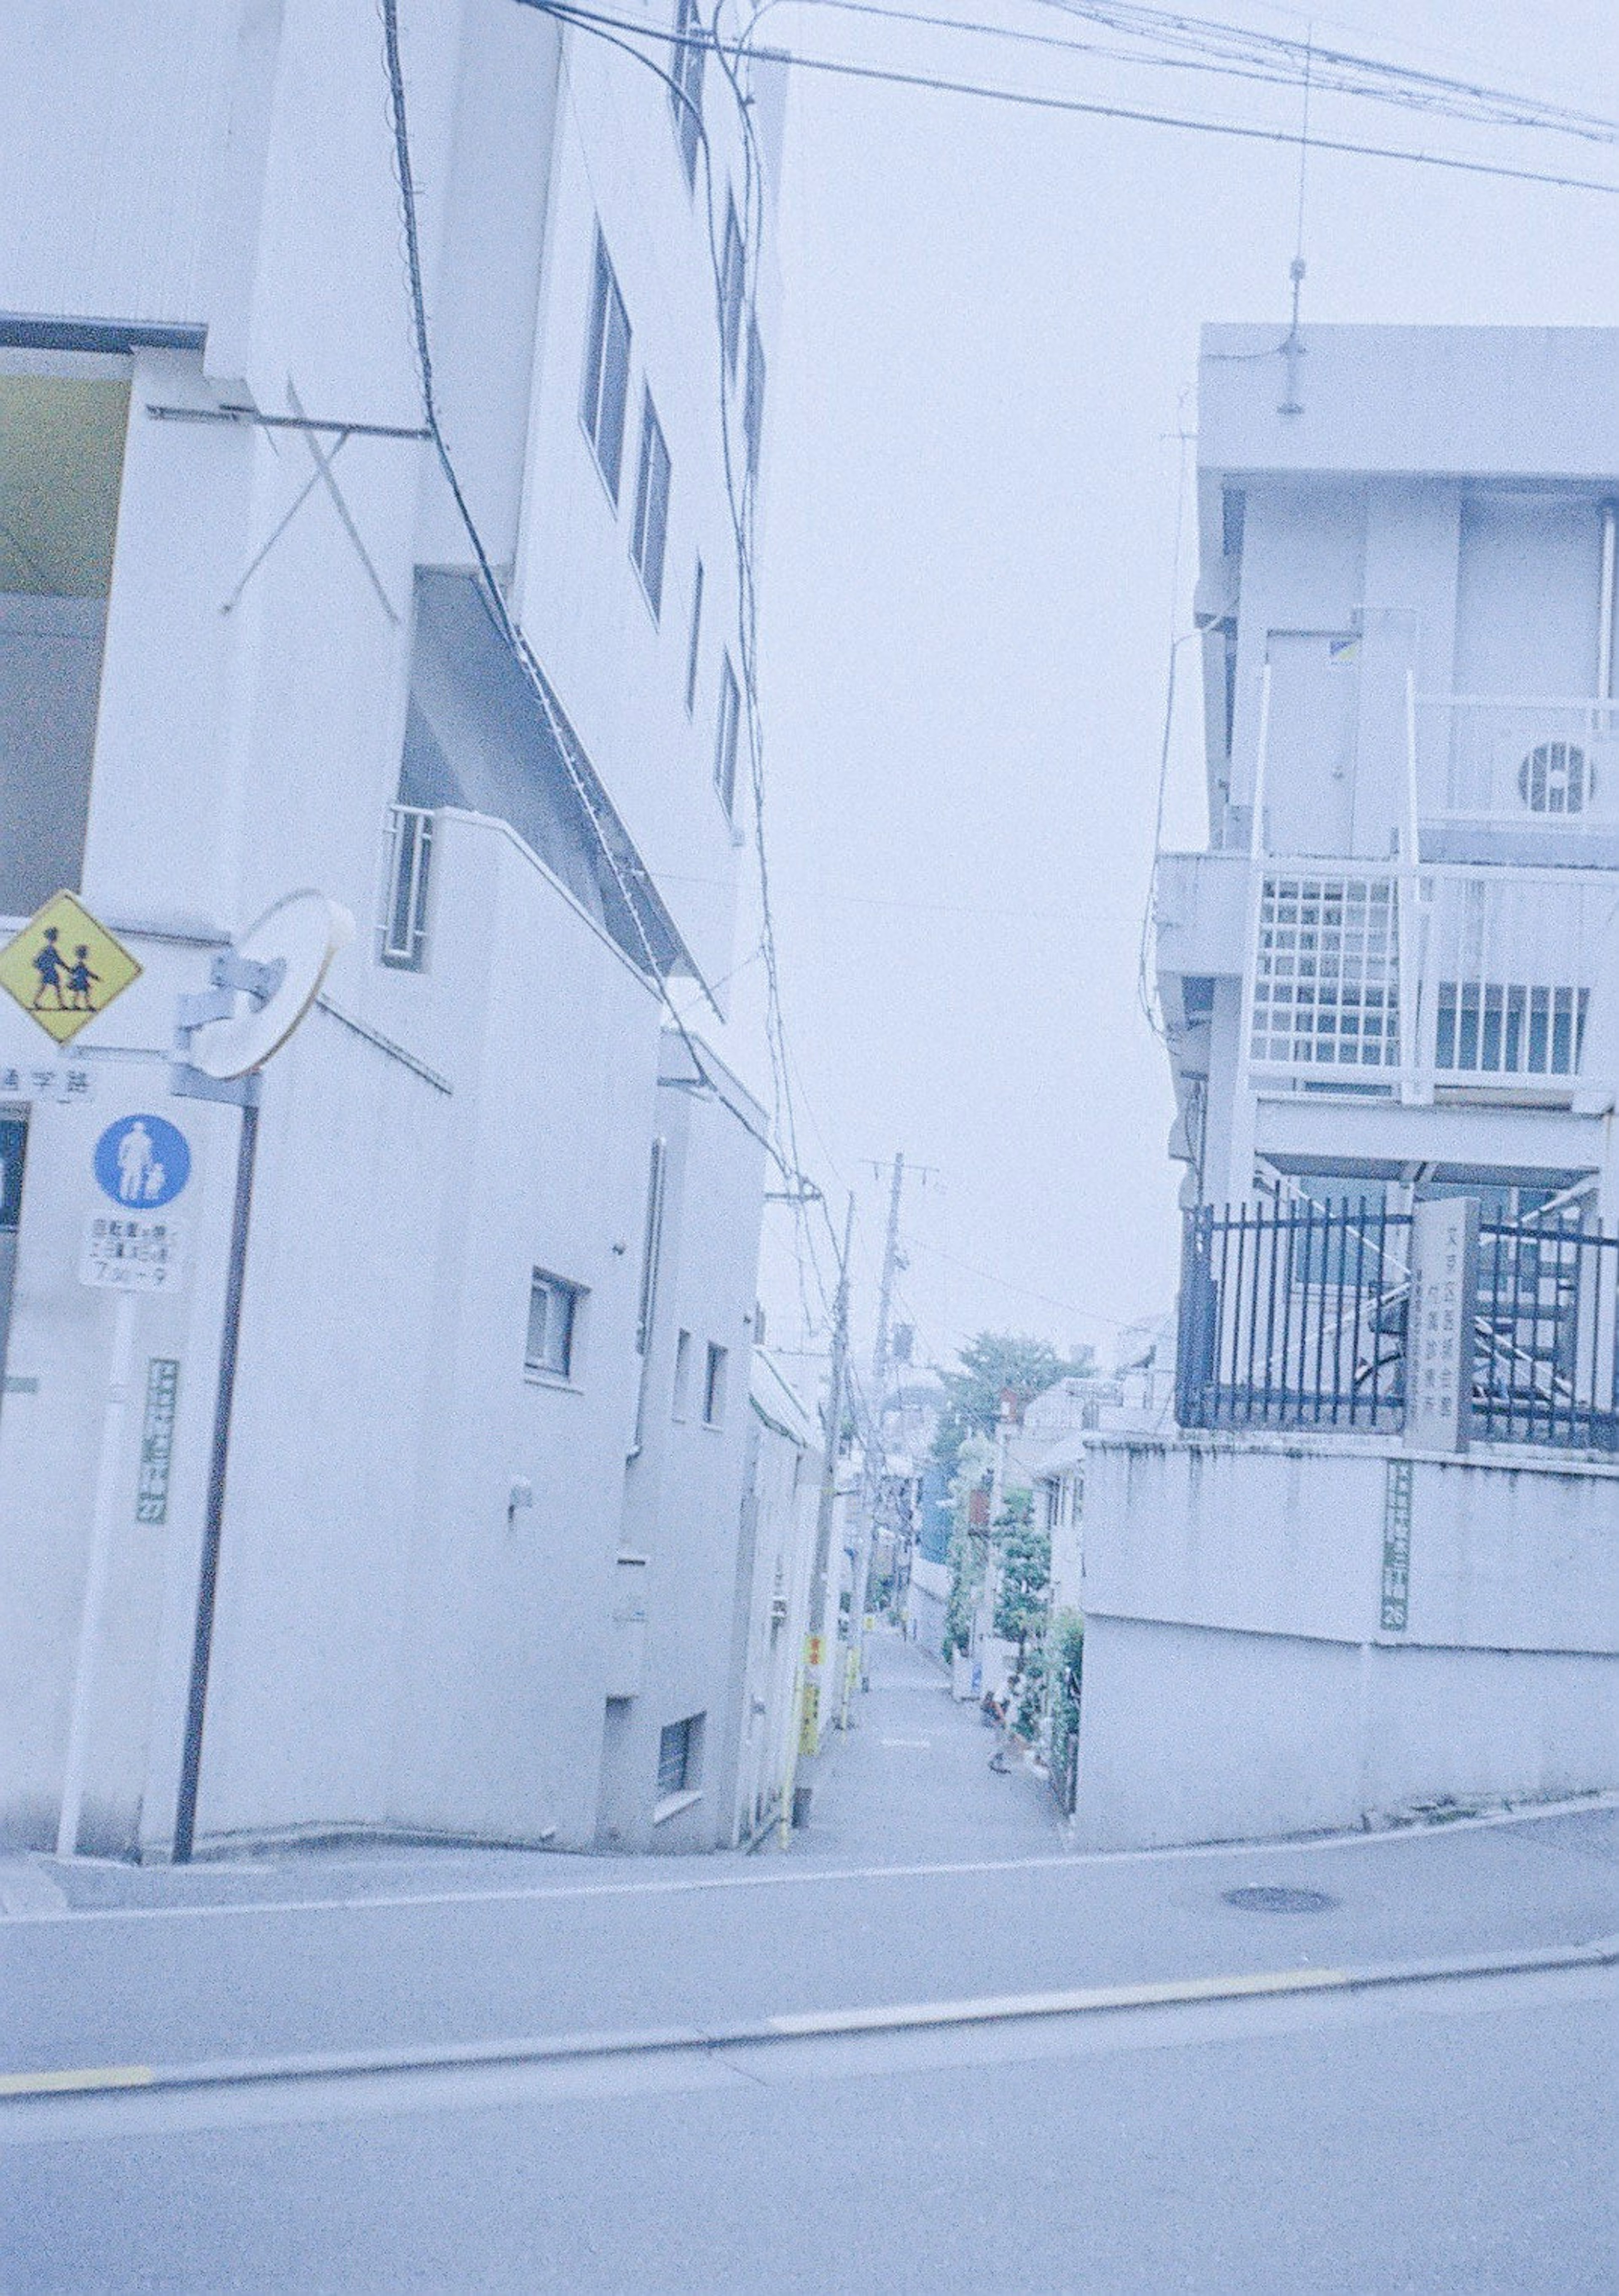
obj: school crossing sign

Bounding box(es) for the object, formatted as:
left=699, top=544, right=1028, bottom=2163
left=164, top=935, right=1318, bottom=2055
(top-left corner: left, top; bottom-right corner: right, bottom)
left=0, top=890, right=143, bottom=1046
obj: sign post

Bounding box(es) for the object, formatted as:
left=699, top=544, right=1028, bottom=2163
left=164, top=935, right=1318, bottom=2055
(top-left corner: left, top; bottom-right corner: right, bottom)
left=169, top=892, right=353, bottom=1862
left=56, top=1115, right=194, bottom=1858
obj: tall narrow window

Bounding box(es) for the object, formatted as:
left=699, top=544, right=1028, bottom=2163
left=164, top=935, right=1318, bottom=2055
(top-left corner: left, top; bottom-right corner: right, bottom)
left=743, top=320, right=766, bottom=477
left=719, top=200, right=745, bottom=377
left=703, top=1342, right=728, bottom=1427
left=714, top=654, right=740, bottom=816
left=669, top=0, right=705, bottom=186
left=672, top=1327, right=694, bottom=1419
left=684, top=559, right=705, bottom=715
left=629, top=390, right=671, bottom=617
left=635, top=1139, right=667, bottom=1358
left=580, top=230, right=631, bottom=501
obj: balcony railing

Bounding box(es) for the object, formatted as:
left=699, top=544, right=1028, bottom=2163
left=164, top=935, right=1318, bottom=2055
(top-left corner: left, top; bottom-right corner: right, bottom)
left=1242, top=861, right=1619, bottom=1098
left=1416, top=697, right=1619, bottom=835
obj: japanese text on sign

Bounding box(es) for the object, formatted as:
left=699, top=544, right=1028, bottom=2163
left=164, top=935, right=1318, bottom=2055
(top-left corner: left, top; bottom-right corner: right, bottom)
left=79, top=1214, right=186, bottom=1292
left=1381, top=1459, right=1412, bottom=1633
left=137, top=1360, right=180, bottom=1525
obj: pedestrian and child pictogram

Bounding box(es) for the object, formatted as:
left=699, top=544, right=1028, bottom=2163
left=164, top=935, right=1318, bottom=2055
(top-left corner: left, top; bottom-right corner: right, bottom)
left=94, top=1114, right=191, bottom=1210
left=0, top=891, right=143, bottom=1046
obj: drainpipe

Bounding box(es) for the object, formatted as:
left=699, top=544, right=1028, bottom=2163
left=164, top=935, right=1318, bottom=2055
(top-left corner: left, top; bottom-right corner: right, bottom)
left=1599, top=502, right=1617, bottom=702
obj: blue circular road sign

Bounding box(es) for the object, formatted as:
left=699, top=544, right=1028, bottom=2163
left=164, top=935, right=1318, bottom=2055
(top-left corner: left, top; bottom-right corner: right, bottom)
left=94, top=1114, right=191, bottom=1210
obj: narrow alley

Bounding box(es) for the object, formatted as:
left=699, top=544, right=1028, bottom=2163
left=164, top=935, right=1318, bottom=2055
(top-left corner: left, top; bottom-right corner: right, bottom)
left=792, top=1628, right=1062, bottom=1866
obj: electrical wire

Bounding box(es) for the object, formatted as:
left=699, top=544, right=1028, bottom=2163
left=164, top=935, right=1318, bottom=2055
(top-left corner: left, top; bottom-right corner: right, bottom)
left=536, top=0, right=1619, bottom=196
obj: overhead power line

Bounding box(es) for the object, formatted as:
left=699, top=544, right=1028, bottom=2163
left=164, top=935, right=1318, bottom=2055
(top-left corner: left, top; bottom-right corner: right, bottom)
left=535, top=0, right=1619, bottom=196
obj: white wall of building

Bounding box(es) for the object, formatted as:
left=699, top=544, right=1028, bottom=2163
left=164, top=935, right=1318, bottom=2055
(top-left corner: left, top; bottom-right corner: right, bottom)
left=0, top=3, right=782, bottom=1858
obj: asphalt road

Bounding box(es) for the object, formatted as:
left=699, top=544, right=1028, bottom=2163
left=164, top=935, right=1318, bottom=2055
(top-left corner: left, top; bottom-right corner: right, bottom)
left=3, top=1635, right=1616, bottom=2293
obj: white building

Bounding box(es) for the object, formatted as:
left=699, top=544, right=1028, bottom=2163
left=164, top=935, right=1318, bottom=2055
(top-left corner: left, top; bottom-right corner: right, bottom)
left=1160, top=325, right=1619, bottom=1222
left=1078, top=326, right=1619, bottom=1849
left=0, top=1, right=790, bottom=1857
left=727, top=1348, right=822, bottom=1844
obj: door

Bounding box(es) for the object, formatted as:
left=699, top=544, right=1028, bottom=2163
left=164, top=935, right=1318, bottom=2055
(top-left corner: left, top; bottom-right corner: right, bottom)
left=1263, top=631, right=1359, bottom=857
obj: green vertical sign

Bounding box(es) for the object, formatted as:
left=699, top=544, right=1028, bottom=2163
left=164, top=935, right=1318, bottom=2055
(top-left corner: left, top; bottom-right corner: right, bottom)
left=1381, top=1459, right=1412, bottom=1632
left=137, top=1359, right=180, bottom=1525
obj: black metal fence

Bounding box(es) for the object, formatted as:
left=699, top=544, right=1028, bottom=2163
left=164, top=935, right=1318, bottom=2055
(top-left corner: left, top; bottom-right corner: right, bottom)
left=1475, top=1221, right=1619, bottom=1451
left=1177, top=1198, right=1619, bottom=1454
left=1177, top=1199, right=1411, bottom=1434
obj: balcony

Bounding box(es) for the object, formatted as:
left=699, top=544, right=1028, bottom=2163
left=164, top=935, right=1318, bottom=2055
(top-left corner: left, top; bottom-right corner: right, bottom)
left=1242, top=861, right=1618, bottom=1107
left=1415, top=697, right=1619, bottom=865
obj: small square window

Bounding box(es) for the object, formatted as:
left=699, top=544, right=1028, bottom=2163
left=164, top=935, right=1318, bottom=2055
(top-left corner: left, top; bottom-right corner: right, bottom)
left=703, top=1341, right=728, bottom=1427
left=657, top=1712, right=704, bottom=1798
left=527, top=1270, right=584, bottom=1380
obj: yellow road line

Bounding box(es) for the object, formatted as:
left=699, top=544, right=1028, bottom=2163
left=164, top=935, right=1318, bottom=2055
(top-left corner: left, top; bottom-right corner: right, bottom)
left=768, top=1965, right=1350, bottom=2037
left=0, top=2064, right=153, bottom=2097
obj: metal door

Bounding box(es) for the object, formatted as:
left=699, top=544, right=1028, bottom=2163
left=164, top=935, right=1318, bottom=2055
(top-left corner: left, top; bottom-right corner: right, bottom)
left=1263, top=631, right=1359, bottom=857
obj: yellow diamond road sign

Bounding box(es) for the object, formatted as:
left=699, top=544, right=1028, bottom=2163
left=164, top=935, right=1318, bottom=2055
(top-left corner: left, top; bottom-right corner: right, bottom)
left=0, top=891, right=143, bottom=1046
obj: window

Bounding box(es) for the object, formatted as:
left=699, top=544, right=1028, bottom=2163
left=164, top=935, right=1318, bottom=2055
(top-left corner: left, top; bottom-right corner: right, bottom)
left=629, top=390, right=671, bottom=617
left=714, top=654, right=740, bottom=816
left=743, top=320, right=766, bottom=476
left=379, top=804, right=433, bottom=970
left=703, top=1342, right=728, bottom=1427
left=657, top=1713, right=704, bottom=1799
left=635, top=1139, right=667, bottom=1358
left=684, top=559, right=704, bottom=714
left=526, top=1271, right=583, bottom=1380
left=669, top=0, right=704, bottom=186
left=719, top=199, right=745, bottom=377
left=672, top=1327, right=693, bottom=1419
left=580, top=231, right=631, bottom=501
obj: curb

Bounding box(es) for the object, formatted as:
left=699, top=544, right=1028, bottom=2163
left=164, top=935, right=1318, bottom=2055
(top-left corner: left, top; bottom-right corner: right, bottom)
left=5, top=1933, right=1614, bottom=2103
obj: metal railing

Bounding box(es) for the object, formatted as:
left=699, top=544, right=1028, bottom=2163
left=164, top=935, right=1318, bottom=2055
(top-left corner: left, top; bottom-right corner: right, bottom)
left=1243, top=861, right=1619, bottom=1095
left=1474, top=1219, right=1619, bottom=1450
left=1416, top=697, right=1619, bottom=832
left=1177, top=1199, right=1411, bottom=1434
left=1178, top=1199, right=1619, bottom=1453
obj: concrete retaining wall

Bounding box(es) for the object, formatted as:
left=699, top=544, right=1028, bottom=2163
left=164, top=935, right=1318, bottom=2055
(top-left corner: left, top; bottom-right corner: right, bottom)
left=1075, top=1434, right=1619, bottom=1849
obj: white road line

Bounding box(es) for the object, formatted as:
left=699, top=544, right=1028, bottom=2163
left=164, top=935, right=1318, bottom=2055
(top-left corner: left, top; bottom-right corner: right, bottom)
left=4, top=1791, right=1614, bottom=1928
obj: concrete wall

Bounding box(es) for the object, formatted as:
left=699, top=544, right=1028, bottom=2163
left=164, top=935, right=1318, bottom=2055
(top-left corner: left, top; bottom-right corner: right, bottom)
left=1076, top=1432, right=1619, bottom=1849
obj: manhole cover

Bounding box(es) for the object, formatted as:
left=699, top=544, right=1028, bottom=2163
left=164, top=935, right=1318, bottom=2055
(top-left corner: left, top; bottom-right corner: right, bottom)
left=1222, top=1885, right=1338, bottom=1914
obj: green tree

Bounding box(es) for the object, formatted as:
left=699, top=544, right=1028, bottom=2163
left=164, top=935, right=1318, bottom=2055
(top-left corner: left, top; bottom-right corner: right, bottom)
left=941, top=1429, right=994, bottom=1658
left=992, top=1494, right=1050, bottom=1670
left=930, top=1330, right=1095, bottom=1485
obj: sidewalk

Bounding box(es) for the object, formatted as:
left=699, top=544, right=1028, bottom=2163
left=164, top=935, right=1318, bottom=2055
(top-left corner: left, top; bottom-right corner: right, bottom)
left=787, top=1627, right=1062, bottom=1866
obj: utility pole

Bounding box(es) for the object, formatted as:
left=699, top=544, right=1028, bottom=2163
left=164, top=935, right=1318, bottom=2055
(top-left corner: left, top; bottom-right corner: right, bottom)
left=842, top=1152, right=906, bottom=1725
left=788, top=1192, right=853, bottom=1816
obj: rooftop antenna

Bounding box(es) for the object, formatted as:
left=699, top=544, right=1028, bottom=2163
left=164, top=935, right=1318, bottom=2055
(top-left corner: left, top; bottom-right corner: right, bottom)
left=1280, top=28, right=1314, bottom=417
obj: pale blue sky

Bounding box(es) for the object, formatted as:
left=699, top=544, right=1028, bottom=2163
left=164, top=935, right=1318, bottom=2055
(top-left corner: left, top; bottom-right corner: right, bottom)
left=728, top=0, right=1619, bottom=1366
